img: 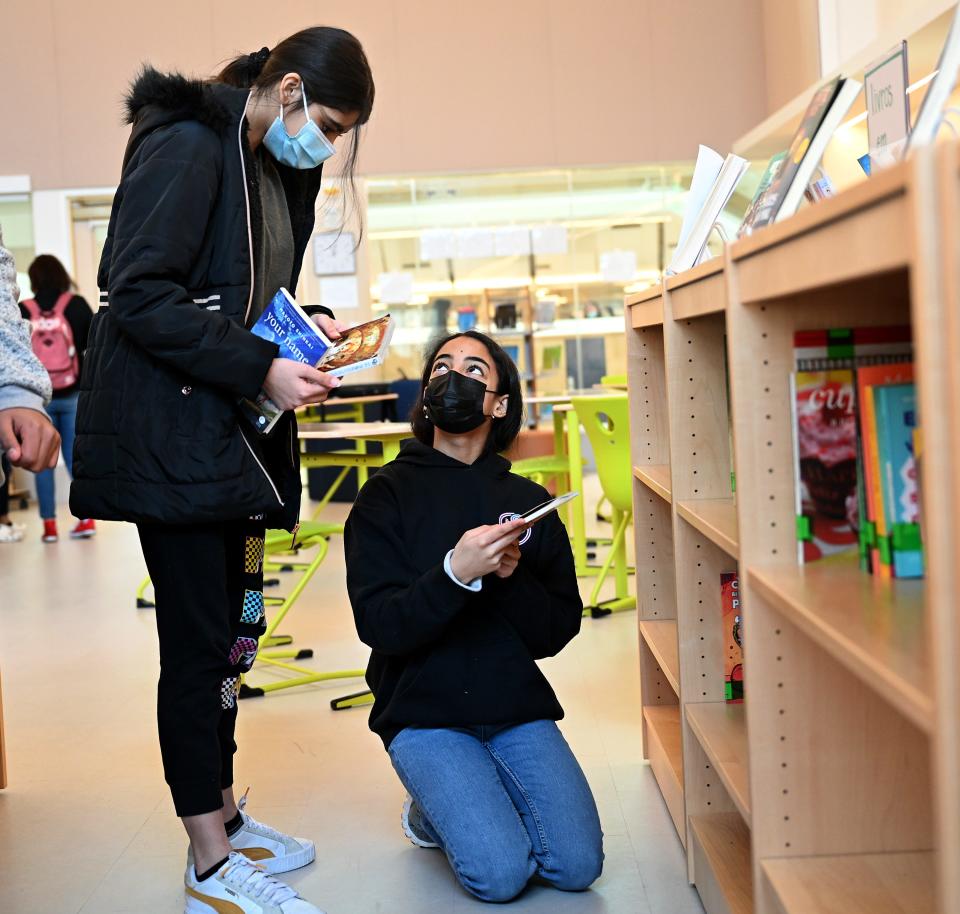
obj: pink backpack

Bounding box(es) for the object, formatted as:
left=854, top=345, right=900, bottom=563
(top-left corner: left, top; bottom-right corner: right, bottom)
left=22, top=293, right=80, bottom=390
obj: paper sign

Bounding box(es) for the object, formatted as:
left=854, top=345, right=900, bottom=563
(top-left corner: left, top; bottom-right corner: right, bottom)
left=319, top=276, right=360, bottom=310
left=864, top=42, right=910, bottom=169
left=532, top=225, right=568, bottom=255
left=313, top=231, right=357, bottom=276
left=494, top=227, right=532, bottom=257
left=379, top=272, right=414, bottom=305
left=419, top=229, right=457, bottom=261
left=456, top=228, right=496, bottom=259
left=600, top=250, right=637, bottom=282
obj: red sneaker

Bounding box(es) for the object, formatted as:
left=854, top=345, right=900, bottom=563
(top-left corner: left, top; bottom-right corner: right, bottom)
left=70, top=519, right=97, bottom=539
left=42, top=519, right=59, bottom=543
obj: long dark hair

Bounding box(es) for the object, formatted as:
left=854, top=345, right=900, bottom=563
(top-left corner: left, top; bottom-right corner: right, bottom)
left=411, top=331, right=524, bottom=456
left=218, top=27, right=375, bottom=237
left=28, top=255, right=74, bottom=297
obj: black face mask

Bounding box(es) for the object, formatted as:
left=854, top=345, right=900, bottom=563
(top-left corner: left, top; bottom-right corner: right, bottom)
left=423, top=371, right=496, bottom=434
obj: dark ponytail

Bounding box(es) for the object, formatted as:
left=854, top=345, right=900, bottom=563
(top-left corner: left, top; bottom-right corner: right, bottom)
left=218, top=27, right=375, bottom=240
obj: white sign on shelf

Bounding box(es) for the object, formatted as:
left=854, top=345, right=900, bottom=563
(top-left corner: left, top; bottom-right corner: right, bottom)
left=600, top=250, right=638, bottom=283
left=379, top=271, right=415, bottom=305
left=419, top=229, right=457, bottom=261
left=456, top=228, right=496, bottom=259
left=494, top=226, right=532, bottom=257
left=864, top=41, right=910, bottom=169
left=313, top=231, right=357, bottom=276
left=319, top=276, right=360, bottom=310
left=531, top=225, right=568, bottom=255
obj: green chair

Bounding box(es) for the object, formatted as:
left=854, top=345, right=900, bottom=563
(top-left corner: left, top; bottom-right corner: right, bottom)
left=571, top=394, right=636, bottom=617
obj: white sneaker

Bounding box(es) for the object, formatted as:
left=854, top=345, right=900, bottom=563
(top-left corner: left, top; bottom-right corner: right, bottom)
left=0, top=523, right=24, bottom=543
left=188, top=791, right=316, bottom=876
left=401, top=794, right=439, bottom=849
left=185, top=852, right=325, bottom=914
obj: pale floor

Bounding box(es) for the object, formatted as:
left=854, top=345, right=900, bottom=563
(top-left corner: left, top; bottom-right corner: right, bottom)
left=0, top=482, right=702, bottom=914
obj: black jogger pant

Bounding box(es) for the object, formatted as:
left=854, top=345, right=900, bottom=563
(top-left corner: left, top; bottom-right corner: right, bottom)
left=137, top=518, right=267, bottom=817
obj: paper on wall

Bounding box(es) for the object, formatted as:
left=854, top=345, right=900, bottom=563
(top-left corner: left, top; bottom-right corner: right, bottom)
left=313, top=231, right=357, bottom=276
left=319, top=276, right=360, bottom=310
left=456, top=228, right=496, bottom=259
left=600, top=250, right=637, bottom=282
left=494, top=226, right=532, bottom=257
left=532, top=225, right=569, bottom=255
left=419, top=229, right=457, bottom=261
left=379, top=271, right=415, bottom=305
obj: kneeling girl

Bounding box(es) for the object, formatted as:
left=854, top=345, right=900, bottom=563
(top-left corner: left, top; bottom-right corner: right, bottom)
left=344, top=330, right=603, bottom=903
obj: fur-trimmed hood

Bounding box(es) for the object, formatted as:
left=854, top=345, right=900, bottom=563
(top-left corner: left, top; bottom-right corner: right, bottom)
left=123, top=66, right=240, bottom=134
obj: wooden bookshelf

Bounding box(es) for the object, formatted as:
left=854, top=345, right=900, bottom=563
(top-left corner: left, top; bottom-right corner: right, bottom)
left=625, top=145, right=958, bottom=914
left=628, top=284, right=665, bottom=328
left=639, top=620, right=680, bottom=695
left=643, top=705, right=685, bottom=843
left=761, top=852, right=937, bottom=914
left=677, top=498, right=739, bottom=559
left=634, top=464, right=672, bottom=503
left=686, top=702, right=750, bottom=822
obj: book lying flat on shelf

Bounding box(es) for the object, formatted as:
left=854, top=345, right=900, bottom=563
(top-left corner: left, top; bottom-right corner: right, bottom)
left=745, top=76, right=861, bottom=231
left=240, top=288, right=394, bottom=434
left=668, top=150, right=748, bottom=274
left=721, top=573, right=743, bottom=703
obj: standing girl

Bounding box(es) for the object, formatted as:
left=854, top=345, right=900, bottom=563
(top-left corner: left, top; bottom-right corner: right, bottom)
left=20, top=254, right=94, bottom=542
left=71, top=28, right=374, bottom=914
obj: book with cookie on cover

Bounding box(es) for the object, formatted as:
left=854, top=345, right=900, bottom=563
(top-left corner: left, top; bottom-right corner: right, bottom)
left=240, top=288, right=394, bottom=434
left=721, top=573, right=743, bottom=703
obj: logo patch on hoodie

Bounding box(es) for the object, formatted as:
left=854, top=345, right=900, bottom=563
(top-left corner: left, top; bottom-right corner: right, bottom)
left=499, top=512, right=533, bottom=546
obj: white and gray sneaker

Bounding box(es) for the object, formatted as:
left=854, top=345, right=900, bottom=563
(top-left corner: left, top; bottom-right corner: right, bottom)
left=401, top=794, right=439, bottom=849
left=188, top=792, right=315, bottom=876
left=185, top=852, right=325, bottom=914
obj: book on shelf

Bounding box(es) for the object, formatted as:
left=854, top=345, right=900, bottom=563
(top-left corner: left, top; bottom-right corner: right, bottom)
left=856, top=362, right=914, bottom=576
left=721, top=573, right=743, bottom=703
left=738, top=152, right=787, bottom=238
left=790, top=327, right=913, bottom=565
left=873, top=383, right=924, bottom=579
left=239, top=288, right=394, bottom=434
left=668, top=148, right=749, bottom=274
left=864, top=41, right=911, bottom=169
left=742, top=76, right=861, bottom=232
left=907, top=3, right=960, bottom=150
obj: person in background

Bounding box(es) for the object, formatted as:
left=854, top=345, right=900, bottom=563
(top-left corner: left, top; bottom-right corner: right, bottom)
left=0, top=226, right=60, bottom=537
left=70, top=28, right=374, bottom=914
left=20, top=254, right=94, bottom=542
left=345, top=330, right=604, bottom=903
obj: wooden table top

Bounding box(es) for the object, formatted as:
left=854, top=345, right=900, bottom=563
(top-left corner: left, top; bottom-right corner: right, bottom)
left=298, top=421, right=412, bottom=440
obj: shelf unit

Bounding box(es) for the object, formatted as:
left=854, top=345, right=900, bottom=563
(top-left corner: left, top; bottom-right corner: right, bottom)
left=625, top=150, right=958, bottom=914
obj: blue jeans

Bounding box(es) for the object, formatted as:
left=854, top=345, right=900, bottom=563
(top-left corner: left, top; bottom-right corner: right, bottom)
left=35, top=392, right=78, bottom=520
left=388, top=720, right=604, bottom=903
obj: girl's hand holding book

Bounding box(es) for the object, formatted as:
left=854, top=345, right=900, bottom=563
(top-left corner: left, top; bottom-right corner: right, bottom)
left=450, top=519, right=526, bottom=583
left=262, top=358, right=341, bottom=411
left=311, top=313, right=347, bottom=340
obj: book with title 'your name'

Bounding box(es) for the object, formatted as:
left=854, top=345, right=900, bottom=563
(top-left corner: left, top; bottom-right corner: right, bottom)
left=239, top=288, right=395, bottom=434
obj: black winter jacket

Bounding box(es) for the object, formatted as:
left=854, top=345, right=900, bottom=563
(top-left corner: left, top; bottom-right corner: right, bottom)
left=71, top=69, right=330, bottom=530
left=344, top=440, right=584, bottom=749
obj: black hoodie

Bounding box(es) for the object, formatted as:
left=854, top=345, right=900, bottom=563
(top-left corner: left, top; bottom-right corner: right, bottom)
left=344, top=439, right=583, bottom=748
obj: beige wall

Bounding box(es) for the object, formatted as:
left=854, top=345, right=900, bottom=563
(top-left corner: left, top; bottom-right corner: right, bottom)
left=2, top=0, right=770, bottom=189
left=760, top=0, right=822, bottom=112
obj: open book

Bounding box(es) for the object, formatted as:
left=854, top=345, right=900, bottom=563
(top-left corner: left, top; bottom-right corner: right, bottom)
left=668, top=147, right=749, bottom=275
left=240, top=288, right=395, bottom=434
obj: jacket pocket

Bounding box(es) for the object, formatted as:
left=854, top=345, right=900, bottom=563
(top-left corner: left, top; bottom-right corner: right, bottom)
left=176, top=379, right=237, bottom=441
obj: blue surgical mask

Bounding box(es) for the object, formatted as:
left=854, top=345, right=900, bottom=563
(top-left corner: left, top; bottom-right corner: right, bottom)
left=262, top=80, right=336, bottom=169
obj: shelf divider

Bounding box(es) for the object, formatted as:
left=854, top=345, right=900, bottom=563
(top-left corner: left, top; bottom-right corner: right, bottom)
left=633, top=464, right=672, bottom=503
left=639, top=620, right=680, bottom=696
left=643, top=705, right=685, bottom=845
left=689, top=813, right=753, bottom=914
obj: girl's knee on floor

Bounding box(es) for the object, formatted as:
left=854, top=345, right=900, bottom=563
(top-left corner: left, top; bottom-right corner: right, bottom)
left=456, top=848, right=536, bottom=903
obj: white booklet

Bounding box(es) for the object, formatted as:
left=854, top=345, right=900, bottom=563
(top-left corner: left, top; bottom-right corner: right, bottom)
left=675, top=145, right=725, bottom=252
left=908, top=4, right=960, bottom=150
left=669, top=153, right=749, bottom=274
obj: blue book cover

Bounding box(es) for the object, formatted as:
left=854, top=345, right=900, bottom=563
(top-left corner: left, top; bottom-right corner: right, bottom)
left=240, top=288, right=331, bottom=434
left=251, top=288, right=332, bottom=366
left=873, top=383, right=924, bottom=578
